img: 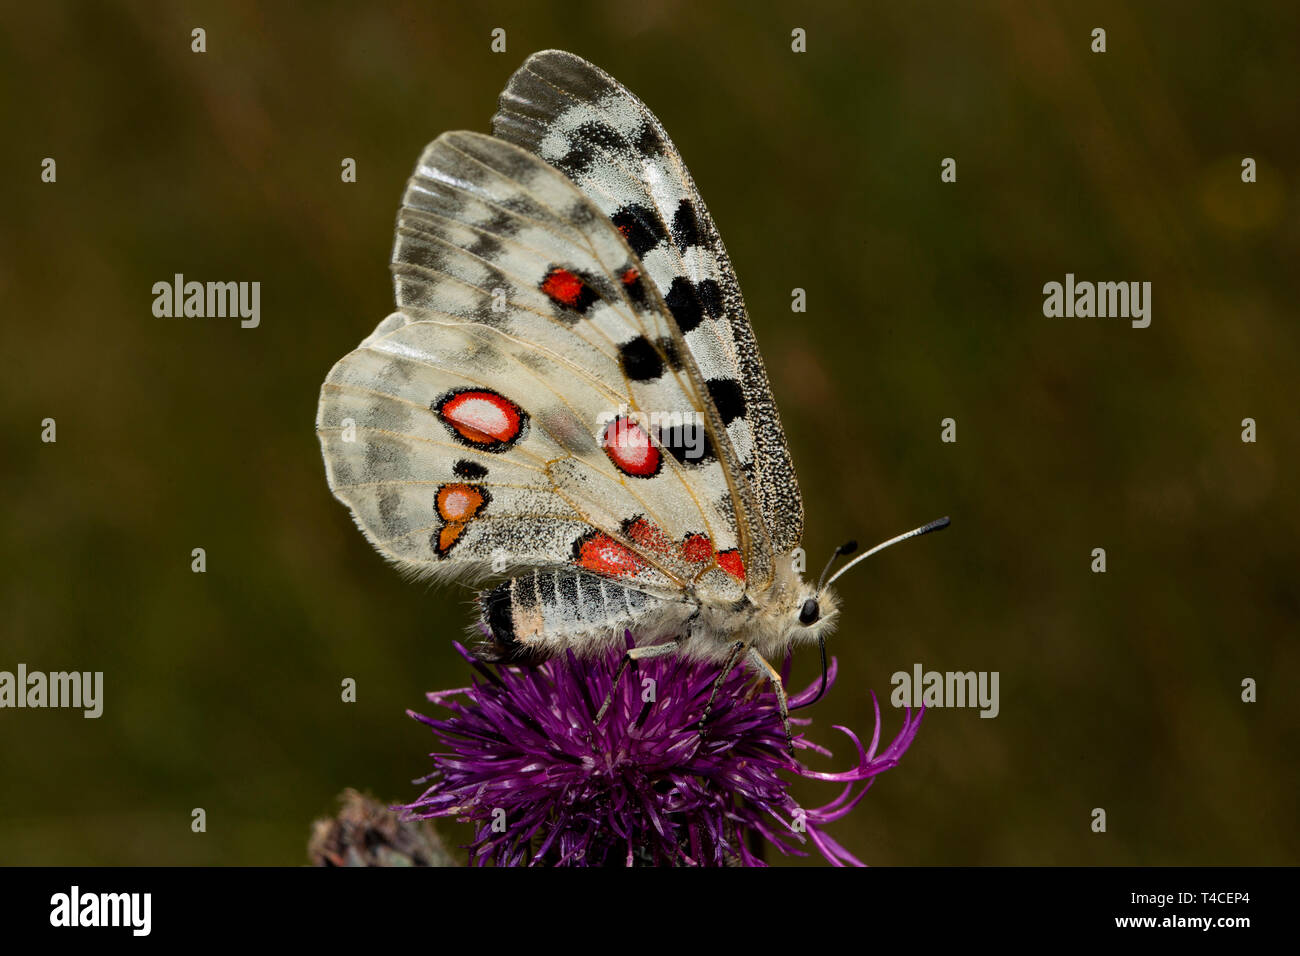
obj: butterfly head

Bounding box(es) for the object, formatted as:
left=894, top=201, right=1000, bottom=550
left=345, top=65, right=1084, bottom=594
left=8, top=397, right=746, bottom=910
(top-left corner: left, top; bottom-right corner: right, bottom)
left=791, top=581, right=840, bottom=644
left=755, top=553, right=842, bottom=656
left=787, top=540, right=853, bottom=644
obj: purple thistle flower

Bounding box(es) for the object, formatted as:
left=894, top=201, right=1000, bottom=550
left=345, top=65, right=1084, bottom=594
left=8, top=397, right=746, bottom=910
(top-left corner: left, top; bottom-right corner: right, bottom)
left=403, top=635, right=922, bottom=866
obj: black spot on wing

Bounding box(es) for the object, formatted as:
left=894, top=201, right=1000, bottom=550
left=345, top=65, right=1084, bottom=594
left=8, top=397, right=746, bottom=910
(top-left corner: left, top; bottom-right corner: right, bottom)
left=553, top=121, right=622, bottom=175
left=706, top=378, right=746, bottom=425
left=610, top=204, right=667, bottom=258
left=671, top=199, right=701, bottom=251
left=619, top=336, right=665, bottom=382
left=663, top=277, right=724, bottom=334
left=634, top=122, right=664, bottom=158
left=664, top=277, right=704, bottom=332
left=696, top=278, right=723, bottom=317
left=454, top=459, right=488, bottom=479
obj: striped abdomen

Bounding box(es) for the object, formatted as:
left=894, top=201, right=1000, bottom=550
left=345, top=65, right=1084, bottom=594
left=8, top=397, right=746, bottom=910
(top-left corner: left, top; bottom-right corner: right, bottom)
left=475, top=569, right=671, bottom=661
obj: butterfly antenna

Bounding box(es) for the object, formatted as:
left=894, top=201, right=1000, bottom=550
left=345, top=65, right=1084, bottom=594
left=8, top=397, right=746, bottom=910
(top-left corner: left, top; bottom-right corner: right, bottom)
left=824, top=516, right=950, bottom=588
left=816, top=540, right=859, bottom=592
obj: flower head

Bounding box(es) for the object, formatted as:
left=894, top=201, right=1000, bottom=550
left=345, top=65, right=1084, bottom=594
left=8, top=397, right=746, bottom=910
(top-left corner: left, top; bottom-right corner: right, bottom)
left=404, top=635, right=922, bottom=866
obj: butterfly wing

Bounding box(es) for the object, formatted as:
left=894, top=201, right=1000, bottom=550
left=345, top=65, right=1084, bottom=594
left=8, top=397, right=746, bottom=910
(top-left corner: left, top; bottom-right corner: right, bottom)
left=492, top=50, right=805, bottom=562
left=318, top=131, right=756, bottom=611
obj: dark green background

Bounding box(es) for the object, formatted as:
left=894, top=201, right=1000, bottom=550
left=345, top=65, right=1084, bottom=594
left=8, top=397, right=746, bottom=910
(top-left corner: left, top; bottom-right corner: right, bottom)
left=2, top=1, right=1295, bottom=865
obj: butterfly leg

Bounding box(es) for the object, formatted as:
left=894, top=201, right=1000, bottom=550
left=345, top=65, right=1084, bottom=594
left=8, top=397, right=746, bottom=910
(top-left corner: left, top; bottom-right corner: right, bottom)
left=595, top=641, right=679, bottom=724
left=747, top=648, right=795, bottom=757
left=697, top=640, right=748, bottom=735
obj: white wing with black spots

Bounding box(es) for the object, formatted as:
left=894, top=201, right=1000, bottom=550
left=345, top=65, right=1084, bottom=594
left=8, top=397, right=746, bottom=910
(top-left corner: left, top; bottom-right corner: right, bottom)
left=492, top=50, right=805, bottom=560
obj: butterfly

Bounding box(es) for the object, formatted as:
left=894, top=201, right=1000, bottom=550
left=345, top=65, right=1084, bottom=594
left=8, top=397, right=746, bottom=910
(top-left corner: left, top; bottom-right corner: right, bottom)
left=316, top=50, right=946, bottom=751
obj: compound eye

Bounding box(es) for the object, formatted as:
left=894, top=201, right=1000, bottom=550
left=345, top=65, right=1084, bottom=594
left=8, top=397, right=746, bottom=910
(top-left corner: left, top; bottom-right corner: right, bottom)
left=799, top=598, right=820, bottom=626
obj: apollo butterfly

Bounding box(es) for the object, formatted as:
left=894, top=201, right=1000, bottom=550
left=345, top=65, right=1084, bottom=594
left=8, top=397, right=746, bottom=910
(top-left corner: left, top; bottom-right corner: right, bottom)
left=316, top=50, right=946, bottom=750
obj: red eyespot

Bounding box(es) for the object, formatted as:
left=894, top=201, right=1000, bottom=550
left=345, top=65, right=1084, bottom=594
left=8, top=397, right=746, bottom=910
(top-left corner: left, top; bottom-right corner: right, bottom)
left=601, top=416, right=661, bottom=478
left=437, top=390, right=526, bottom=449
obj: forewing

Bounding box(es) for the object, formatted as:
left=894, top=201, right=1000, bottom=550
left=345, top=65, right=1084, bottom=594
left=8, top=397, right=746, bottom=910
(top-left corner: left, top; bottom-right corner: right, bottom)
left=492, top=50, right=805, bottom=559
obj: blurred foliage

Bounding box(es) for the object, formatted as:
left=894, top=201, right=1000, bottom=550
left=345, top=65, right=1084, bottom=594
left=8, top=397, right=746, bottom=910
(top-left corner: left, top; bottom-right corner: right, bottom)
left=0, top=0, right=1296, bottom=865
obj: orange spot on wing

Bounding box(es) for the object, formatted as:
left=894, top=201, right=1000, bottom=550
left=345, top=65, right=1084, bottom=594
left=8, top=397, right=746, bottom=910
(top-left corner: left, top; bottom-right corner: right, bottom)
left=437, top=483, right=486, bottom=522
left=438, top=523, right=466, bottom=554
left=433, top=482, right=490, bottom=557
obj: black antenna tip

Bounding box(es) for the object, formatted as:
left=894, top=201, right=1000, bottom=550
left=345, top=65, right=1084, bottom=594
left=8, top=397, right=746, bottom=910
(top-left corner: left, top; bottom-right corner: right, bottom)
left=921, top=516, right=951, bottom=535
left=839, top=539, right=858, bottom=556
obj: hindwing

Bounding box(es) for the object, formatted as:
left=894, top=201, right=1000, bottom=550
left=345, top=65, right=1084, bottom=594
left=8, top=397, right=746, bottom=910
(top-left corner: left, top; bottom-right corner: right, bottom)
left=317, top=131, right=758, bottom=603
